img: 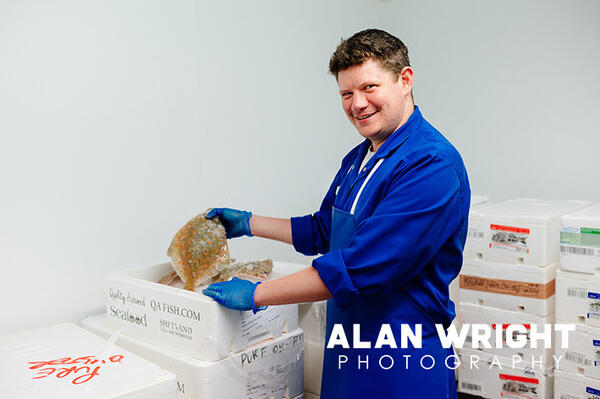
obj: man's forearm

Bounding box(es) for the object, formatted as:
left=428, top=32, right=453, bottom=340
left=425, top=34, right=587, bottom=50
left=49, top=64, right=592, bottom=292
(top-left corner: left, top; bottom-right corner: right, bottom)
left=249, top=214, right=293, bottom=244
left=254, top=266, right=331, bottom=306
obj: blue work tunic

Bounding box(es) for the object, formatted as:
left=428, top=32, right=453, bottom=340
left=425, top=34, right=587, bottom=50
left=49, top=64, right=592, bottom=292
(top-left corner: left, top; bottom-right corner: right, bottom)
left=291, top=106, right=470, bottom=396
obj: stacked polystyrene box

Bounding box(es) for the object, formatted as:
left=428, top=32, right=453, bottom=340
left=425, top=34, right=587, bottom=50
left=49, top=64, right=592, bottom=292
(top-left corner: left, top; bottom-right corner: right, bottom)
left=457, top=198, right=592, bottom=398
left=298, top=301, right=326, bottom=398
left=83, top=261, right=306, bottom=399
left=450, top=195, right=491, bottom=326
left=0, top=323, right=177, bottom=398
left=554, top=202, right=600, bottom=398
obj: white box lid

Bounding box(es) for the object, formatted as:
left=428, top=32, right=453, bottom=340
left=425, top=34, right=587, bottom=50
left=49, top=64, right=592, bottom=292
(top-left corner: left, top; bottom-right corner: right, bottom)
left=470, top=198, right=591, bottom=224
left=561, top=202, right=600, bottom=226
left=471, top=194, right=491, bottom=208
left=0, top=323, right=175, bottom=399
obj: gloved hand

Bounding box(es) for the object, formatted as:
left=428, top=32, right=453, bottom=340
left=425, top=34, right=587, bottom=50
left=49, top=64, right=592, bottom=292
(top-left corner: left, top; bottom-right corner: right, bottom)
left=202, top=277, right=266, bottom=313
left=206, top=208, right=253, bottom=239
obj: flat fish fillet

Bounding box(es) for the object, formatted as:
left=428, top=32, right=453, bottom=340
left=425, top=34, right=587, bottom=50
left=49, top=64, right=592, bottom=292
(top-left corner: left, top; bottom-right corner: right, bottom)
left=158, top=259, right=274, bottom=291
left=167, top=211, right=230, bottom=290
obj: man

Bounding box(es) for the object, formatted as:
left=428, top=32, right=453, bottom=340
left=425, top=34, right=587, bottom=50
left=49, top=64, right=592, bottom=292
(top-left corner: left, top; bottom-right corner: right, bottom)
left=203, top=29, right=470, bottom=398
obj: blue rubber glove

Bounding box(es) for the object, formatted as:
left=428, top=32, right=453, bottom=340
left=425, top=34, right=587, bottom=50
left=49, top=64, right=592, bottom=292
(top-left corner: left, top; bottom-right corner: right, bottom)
left=202, top=277, right=267, bottom=313
left=206, top=208, right=253, bottom=239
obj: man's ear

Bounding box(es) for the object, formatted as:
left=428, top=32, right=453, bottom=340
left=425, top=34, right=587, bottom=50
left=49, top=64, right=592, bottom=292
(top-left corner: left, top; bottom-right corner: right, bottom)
left=399, top=66, right=414, bottom=89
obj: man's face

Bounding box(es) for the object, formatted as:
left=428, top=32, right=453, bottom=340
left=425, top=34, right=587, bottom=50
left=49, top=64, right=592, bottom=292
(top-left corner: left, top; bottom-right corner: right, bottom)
left=337, top=59, right=414, bottom=150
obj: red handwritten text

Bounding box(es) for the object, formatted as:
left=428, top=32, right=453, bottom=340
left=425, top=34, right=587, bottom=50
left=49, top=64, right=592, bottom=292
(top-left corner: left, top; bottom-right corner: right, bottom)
left=28, top=354, right=125, bottom=385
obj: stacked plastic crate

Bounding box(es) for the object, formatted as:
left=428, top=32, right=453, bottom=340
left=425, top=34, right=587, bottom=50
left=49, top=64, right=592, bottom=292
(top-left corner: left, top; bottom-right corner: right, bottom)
left=299, top=301, right=326, bottom=399
left=554, top=202, right=600, bottom=398
left=457, top=199, right=591, bottom=398
left=82, top=261, right=306, bottom=399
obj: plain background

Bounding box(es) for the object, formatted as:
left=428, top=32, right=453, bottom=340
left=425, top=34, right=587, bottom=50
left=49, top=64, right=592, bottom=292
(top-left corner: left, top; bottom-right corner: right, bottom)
left=1, top=0, right=598, bottom=334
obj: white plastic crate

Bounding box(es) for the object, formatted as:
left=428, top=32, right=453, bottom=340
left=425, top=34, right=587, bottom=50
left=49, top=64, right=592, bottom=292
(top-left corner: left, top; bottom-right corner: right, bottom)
left=303, top=338, right=324, bottom=396
left=560, top=202, right=600, bottom=274
left=472, top=199, right=591, bottom=266
left=457, top=347, right=553, bottom=399
left=298, top=301, right=326, bottom=343
left=457, top=303, right=555, bottom=366
left=556, top=269, right=600, bottom=328
left=554, top=369, right=600, bottom=399
left=106, top=261, right=301, bottom=361
left=0, top=323, right=176, bottom=399
left=459, top=259, right=557, bottom=316
left=463, top=194, right=492, bottom=260
left=554, top=319, right=600, bottom=380
left=82, top=314, right=304, bottom=399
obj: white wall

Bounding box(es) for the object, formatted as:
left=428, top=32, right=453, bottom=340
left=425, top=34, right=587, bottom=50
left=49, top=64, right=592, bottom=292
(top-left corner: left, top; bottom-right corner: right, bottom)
left=379, top=0, right=600, bottom=201
left=0, top=0, right=379, bottom=334
left=1, top=0, right=598, bottom=335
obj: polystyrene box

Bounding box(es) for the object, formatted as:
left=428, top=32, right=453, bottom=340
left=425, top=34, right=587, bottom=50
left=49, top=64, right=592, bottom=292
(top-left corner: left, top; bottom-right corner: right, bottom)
left=554, top=319, right=600, bottom=380
left=457, top=303, right=555, bottom=366
left=106, top=261, right=301, bottom=361
left=556, top=269, right=600, bottom=328
left=0, top=323, right=176, bottom=399
left=82, top=314, right=304, bottom=399
left=463, top=194, right=492, bottom=260
left=555, top=369, right=600, bottom=399
left=459, top=259, right=557, bottom=317
left=303, top=338, right=324, bottom=396
left=472, top=199, right=591, bottom=266
left=560, top=202, right=600, bottom=274
left=457, top=347, right=553, bottom=399
left=298, top=301, right=326, bottom=343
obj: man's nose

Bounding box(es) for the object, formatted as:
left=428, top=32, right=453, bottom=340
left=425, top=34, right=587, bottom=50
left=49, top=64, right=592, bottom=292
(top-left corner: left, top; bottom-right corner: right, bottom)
left=351, top=93, right=368, bottom=113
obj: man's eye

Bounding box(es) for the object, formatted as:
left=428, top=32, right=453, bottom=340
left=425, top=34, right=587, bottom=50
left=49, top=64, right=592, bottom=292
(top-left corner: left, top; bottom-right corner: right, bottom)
left=342, top=92, right=352, bottom=98
left=365, top=84, right=376, bottom=90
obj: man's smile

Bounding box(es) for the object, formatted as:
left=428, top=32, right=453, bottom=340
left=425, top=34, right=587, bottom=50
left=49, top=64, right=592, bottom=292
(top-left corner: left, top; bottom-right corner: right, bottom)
left=356, top=110, right=379, bottom=121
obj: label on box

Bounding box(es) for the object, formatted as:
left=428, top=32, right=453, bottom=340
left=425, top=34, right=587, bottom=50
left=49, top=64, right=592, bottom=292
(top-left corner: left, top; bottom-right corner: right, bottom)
left=240, top=308, right=283, bottom=341
left=460, top=379, right=483, bottom=393
left=558, top=394, right=579, bottom=399
left=587, top=386, right=600, bottom=399
left=499, top=374, right=539, bottom=399
left=459, top=275, right=555, bottom=299
left=561, top=227, right=600, bottom=257
left=588, top=291, right=600, bottom=320
left=489, top=224, right=530, bottom=254
left=564, top=350, right=593, bottom=367
left=468, top=227, right=485, bottom=240
left=243, top=333, right=304, bottom=399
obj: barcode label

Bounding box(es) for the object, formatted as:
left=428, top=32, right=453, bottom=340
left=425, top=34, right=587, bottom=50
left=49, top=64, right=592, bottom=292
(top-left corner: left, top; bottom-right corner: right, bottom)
left=560, top=394, right=579, bottom=399
left=461, top=381, right=482, bottom=392
left=565, top=351, right=593, bottom=366
left=561, top=245, right=596, bottom=256
left=567, top=287, right=589, bottom=299
left=468, top=229, right=484, bottom=239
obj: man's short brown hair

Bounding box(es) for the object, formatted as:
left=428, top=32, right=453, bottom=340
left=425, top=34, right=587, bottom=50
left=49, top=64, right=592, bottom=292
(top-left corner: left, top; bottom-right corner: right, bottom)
left=329, top=29, right=410, bottom=80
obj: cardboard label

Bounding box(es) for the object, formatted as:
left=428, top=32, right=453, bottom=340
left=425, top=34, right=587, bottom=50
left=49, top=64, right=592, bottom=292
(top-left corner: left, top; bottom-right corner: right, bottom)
left=459, top=275, right=555, bottom=299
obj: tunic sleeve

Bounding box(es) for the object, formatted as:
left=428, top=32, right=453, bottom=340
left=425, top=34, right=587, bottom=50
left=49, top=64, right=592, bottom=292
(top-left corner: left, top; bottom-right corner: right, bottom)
left=312, top=153, right=467, bottom=310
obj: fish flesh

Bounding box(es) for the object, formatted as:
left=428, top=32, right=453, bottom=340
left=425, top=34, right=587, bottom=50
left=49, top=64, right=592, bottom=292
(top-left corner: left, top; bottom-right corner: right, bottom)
left=159, top=259, right=274, bottom=291
left=167, top=211, right=230, bottom=290
left=165, top=210, right=273, bottom=290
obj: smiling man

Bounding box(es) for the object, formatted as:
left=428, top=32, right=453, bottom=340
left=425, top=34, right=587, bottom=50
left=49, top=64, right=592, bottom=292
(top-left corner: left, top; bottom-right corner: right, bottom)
left=203, top=29, right=470, bottom=398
